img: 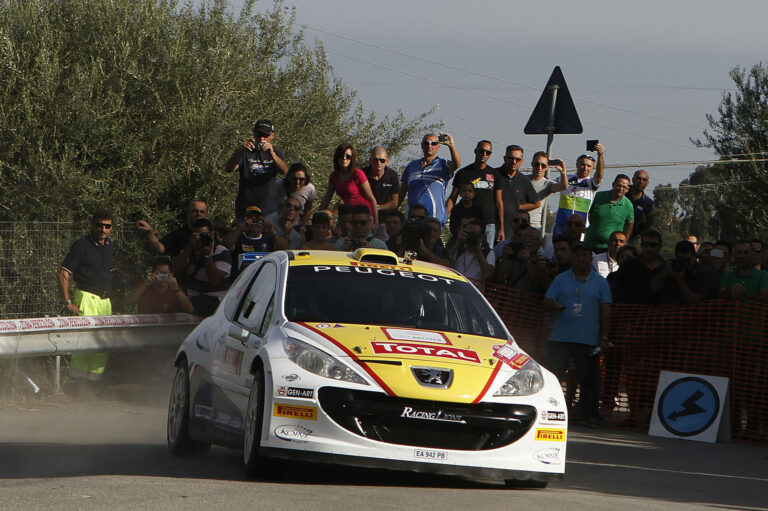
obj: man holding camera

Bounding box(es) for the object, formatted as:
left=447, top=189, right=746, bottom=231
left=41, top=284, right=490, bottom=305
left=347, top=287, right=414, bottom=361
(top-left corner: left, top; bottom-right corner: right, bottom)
left=446, top=140, right=502, bottom=246
left=490, top=226, right=548, bottom=293
left=225, top=119, right=288, bottom=222
left=650, top=240, right=717, bottom=305
left=137, top=199, right=209, bottom=259
left=334, top=204, right=388, bottom=251
left=497, top=145, right=540, bottom=240
left=449, top=218, right=494, bottom=287
left=127, top=257, right=194, bottom=314
left=172, top=218, right=232, bottom=316
left=528, top=151, right=568, bottom=230
left=399, top=133, right=460, bottom=227
left=552, top=142, right=606, bottom=237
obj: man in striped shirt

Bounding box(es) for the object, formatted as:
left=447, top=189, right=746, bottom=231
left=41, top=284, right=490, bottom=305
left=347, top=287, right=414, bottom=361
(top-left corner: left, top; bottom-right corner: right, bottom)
left=552, top=143, right=606, bottom=237
left=399, top=133, right=461, bottom=227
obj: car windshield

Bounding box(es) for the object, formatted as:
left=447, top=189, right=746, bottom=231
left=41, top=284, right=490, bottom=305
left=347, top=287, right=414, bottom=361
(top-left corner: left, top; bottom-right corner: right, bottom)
left=284, top=265, right=507, bottom=339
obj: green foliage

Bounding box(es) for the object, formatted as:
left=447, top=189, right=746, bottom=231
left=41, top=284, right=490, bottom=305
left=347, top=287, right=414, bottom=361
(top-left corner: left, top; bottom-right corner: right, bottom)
left=0, top=0, right=436, bottom=231
left=686, top=63, right=768, bottom=240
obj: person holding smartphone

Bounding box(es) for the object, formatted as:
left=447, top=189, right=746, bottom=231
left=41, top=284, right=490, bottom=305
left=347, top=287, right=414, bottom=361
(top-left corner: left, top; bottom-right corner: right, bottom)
left=552, top=140, right=606, bottom=237
left=528, top=151, right=568, bottom=230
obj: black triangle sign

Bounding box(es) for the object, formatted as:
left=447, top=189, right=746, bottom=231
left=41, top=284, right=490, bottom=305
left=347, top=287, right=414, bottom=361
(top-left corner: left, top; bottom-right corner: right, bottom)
left=524, top=66, right=583, bottom=135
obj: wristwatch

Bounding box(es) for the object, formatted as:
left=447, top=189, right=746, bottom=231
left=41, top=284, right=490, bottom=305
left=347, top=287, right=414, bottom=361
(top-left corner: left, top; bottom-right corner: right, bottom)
left=63, top=299, right=72, bottom=306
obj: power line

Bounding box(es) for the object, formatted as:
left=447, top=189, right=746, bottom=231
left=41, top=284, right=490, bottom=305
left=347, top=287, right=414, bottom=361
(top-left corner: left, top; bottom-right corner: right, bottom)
left=326, top=49, right=713, bottom=154
left=305, top=25, right=710, bottom=131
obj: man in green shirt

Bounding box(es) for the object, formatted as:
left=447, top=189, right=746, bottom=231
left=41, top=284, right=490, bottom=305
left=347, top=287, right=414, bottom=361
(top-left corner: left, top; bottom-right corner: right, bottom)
left=585, top=174, right=634, bottom=253
left=719, top=240, right=768, bottom=302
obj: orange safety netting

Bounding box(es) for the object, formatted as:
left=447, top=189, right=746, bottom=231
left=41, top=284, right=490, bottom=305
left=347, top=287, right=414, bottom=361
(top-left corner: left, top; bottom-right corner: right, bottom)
left=483, top=283, right=768, bottom=445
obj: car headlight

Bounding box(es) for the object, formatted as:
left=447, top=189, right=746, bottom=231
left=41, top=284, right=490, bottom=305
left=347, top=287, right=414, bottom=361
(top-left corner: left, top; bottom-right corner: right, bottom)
left=493, top=358, right=544, bottom=396
left=283, top=338, right=368, bottom=385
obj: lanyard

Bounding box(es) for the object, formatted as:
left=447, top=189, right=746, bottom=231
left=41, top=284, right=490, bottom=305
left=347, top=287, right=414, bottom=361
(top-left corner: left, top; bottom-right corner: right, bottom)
left=572, top=270, right=592, bottom=301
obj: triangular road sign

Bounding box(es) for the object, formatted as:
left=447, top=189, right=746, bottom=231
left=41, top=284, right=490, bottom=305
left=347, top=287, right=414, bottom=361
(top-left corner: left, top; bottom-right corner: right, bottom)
left=524, top=66, right=583, bottom=135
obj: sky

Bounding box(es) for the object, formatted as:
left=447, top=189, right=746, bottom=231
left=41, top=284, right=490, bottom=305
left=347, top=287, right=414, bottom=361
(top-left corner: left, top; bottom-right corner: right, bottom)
left=237, top=0, right=765, bottom=193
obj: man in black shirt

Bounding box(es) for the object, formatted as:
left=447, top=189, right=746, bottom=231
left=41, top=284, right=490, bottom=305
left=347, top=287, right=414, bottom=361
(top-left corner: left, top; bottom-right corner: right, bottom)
left=58, top=208, right=116, bottom=383
left=497, top=145, right=540, bottom=241
left=225, top=119, right=288, bottom=221
left=137, top=199, right=209, bottom=258
left=362, top=146, right=400, bottom=213
left=446, top=140, right=502, bottom=247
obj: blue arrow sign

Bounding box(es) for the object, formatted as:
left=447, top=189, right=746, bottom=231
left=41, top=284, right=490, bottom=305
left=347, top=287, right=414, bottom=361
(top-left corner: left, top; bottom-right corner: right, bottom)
left=658, top=377, right=720, bottom=437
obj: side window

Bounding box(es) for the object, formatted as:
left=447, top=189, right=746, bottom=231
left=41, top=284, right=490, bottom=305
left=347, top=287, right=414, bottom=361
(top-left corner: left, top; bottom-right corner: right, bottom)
left=237, top=262, right=277, bottom=334
left=225, top=261, right=263, bottom=321
left=257, top=292, right=276, bottom=337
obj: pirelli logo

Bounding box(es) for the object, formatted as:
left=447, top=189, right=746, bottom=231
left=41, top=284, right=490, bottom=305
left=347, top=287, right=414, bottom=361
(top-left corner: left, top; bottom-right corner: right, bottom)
left=535, top=428, right=566, bottom=441
left=273, top=403, right=317, bottom=420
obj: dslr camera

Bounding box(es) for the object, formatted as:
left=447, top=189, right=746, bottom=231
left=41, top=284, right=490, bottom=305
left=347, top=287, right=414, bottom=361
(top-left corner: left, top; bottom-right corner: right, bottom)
left=465, top=231, right=481, bottom=247
left=199, top=232, right=213, bottom=247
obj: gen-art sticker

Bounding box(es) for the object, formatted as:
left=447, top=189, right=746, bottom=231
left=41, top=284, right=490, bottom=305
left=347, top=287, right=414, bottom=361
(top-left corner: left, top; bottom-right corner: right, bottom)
left=492, top=342, right=531, bottom=369
left=370, top=341, right=480, bottom=364
left=535, top=428, right=566, bottom=442
left=274, top=424, right=313, bottom=442
left=275, top=387, right=314, bottom=399
left=533, top=447, right=563, bottom=465
left=414, top=449, right=447, bottom=461
left=383, top=328, right=450, bottom=345
left=540, top=410, right=566, bottom=422
left=273, top=403, right=317, bottom=420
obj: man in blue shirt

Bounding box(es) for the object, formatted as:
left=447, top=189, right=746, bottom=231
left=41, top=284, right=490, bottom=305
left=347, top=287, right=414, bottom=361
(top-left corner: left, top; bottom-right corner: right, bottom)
left=543, top=241, right=612, bottom=428
left=399, top=133, right=461, bottom=226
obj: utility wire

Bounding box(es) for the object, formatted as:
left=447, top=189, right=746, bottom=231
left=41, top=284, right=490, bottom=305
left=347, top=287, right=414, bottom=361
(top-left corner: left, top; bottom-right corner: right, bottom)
left=306, top=25, right=710, bottom=131
left=326, top=49, right=713, bottom=153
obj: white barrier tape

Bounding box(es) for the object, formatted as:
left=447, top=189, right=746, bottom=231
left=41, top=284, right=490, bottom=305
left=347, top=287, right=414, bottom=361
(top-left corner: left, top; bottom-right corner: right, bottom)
left=0, top=313, right=199, bottom=336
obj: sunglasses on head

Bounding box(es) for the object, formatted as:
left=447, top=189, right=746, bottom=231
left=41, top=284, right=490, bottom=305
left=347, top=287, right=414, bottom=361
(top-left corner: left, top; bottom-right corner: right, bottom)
left=578, top=154, right=596, bottom=162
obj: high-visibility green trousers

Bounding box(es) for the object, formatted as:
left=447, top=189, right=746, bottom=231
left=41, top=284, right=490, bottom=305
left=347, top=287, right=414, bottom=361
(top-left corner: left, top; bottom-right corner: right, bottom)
left=68, top=289, right=111, bottom=381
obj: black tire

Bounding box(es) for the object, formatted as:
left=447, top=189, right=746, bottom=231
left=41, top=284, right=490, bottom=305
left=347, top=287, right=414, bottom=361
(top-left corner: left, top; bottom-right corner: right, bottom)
left=504, top=478, right=549, bottom=489
left=167, top=362, right=210, bottom=456
left=243, top=366, right=271, bottom=478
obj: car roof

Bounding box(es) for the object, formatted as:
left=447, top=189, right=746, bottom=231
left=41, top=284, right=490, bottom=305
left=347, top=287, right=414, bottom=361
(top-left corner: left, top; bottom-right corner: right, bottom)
left=286, top=249, right=467, bottom=282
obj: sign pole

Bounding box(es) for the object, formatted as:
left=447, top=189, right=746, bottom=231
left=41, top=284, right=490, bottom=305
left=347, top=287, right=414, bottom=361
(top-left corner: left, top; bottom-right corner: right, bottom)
left=541, top=85, right=559, bottom=235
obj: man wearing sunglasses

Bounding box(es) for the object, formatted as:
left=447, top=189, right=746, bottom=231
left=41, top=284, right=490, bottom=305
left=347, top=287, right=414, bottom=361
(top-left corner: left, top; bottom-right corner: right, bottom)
left=628, top=169, right=654, bottom=241
left=446, top=140, right=502, bottom=247
left=58, top=209, right=116, bottom=386
left=612, top=230, right=665, bottom=304
left=497, top=145, right=540, bottom=241
left=362, top=146, right=400, bottom=214
left=334, top=204, right=388, bottom=251
left=225, top=118, right=288, bottom=223
left=399, top=133, right=461, bottom=227
left=552, top=143, right=606, bottom=237
left=274, top=197, right=304, bottom=250
left=528, top=151, right=568, bottom=230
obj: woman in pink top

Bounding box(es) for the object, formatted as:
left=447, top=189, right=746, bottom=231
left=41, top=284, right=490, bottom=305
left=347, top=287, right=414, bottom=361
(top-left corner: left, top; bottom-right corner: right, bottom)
left=318, top=144, right=379, bottom=227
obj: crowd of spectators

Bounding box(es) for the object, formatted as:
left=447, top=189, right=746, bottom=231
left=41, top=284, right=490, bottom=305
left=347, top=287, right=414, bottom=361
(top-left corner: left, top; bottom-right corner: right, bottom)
left=59, top=119, right=768, bottom=404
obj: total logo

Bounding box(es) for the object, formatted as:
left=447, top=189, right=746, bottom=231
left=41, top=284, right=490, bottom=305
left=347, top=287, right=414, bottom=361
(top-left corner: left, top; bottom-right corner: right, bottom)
left=274, top=424, right=313, bottom=442
left=534, top=428, right=566, bottom=442
left=370, top=342, right=480, bottom=364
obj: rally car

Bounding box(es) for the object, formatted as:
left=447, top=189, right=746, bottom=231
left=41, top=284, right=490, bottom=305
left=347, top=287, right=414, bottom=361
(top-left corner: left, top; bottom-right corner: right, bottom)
left=167, top=248, right=567, bottom=487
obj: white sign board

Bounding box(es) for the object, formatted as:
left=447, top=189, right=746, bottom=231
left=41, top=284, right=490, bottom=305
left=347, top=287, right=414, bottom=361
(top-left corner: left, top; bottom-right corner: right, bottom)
left=649, top=371, right=729, bottom=443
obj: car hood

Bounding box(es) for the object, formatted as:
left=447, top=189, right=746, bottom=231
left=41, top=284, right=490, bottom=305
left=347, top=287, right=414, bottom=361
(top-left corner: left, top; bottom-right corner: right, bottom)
left=295, top=322, right=530, bottom=403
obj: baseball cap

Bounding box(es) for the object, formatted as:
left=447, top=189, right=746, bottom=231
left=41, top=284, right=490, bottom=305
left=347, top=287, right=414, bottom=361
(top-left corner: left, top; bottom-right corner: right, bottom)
left=253, top=119, right=274, bottom=135
left=245, top=205, right=263, bottom=216
left=572, top=241, right=593, bottom=253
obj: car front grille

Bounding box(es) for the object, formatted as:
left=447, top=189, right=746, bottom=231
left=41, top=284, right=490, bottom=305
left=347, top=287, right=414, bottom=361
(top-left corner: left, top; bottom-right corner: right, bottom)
left=318, top=387, right=536, bottom=450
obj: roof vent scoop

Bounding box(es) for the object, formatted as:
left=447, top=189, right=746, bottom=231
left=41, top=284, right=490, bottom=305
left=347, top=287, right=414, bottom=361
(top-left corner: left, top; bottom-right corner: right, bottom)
left=352, top=248, right=401, bottom=266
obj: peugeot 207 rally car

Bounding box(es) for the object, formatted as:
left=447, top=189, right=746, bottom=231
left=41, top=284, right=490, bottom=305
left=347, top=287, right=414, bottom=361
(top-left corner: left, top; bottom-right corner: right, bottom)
left=167, top=249, right=567, bottom=487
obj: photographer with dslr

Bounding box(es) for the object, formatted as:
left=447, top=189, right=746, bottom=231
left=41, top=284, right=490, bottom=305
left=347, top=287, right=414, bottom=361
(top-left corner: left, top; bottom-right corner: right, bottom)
left=448, top=218, right=494, bottom=287
left=173, top=218, right=232, bottom=316
left=127, top=257, right=194, bottom=314
left=650, top=240, right=716, bottom=305
left=334, top=204, right=387, bottom=251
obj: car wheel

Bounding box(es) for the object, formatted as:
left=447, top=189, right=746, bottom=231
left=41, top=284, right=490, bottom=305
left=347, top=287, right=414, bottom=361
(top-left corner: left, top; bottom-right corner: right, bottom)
left=504, top=478, right=548, bottom=489
left=167, top=361, right=210, bottom=456
left=243, top=366, right=270, bottom=478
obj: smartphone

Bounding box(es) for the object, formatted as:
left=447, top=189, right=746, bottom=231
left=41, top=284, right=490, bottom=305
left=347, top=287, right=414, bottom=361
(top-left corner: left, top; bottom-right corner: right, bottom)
left=586, top=139, right=599, bottom=151
left=438, top=133, right=449, bottom=142
left=156, top=272, right=170, bottom=280
left=548, top=159, right=558, bottom=166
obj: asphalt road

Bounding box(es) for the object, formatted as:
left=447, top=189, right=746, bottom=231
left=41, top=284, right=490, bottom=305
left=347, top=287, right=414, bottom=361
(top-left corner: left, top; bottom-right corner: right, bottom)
left=1, top=387, right=767, bottom=511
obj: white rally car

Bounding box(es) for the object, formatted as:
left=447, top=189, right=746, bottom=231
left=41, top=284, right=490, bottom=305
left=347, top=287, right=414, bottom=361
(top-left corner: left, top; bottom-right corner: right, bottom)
left=167, top=249, right=567, bottom=487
